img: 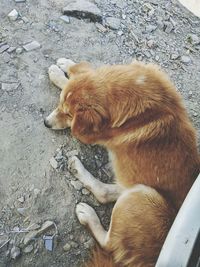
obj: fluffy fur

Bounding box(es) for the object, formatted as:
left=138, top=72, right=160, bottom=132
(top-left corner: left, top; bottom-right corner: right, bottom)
left=45, top=60, right=200, bottom=267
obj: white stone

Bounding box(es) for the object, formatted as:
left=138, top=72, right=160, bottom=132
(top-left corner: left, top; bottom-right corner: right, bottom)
left=8, top=9, right=19, bottom=21
left=23, top=41, right=41, bottom=51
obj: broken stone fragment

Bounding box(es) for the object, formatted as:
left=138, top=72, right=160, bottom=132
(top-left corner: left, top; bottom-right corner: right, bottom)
left=0, top=44, right=9, bottom=54
left=24, top=221, right=54, bottom=245
left=49, top=157, right=58, bottom=169
left=105, top=17, right=121, bottom=30
left=23, top=244, right=33, bottom=253
left=23, top=41, right=41, bottom=51
left=8, top=9, right=19, bottom=21
left=60, top=15, right=70, bottom=24
left=63, top=0, right=102, bottom=23
left=10, top=246, right=21, bottom=259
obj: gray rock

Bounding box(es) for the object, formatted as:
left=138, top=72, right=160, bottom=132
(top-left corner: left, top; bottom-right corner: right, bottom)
left=18, top=196, right=25, bottom=203
left=49, top=157, right=58, bottom=169
left=187, top=34, right=200, bottom=45
left=66, top=150, right=79, bottom=158
left=0, top=44, right=9, bottom=54
left=81, top=188, right=90, bottom=195
left=63, top=0, right=102, bottom=23
left=8, top=9, right=19, bottom=21
left=23, top=41, right=41, bottom=52
left=10, top=246, right=21, bottom=259
left=181, top=55, right=191, bottom=65
left=95, top=23, right=107, bottom=33
left=105, top=17, right=121, bottom=30
left=70, top=180, right=83, bottom=190
left=15, top=0, right=26, bottom=2
left=23, top=231, right=38, bottom=245
left=171, top=53, right=179, bottom=60
left=17, top=207, right=28, bottom=216
left=164, top=21, right=174, bottom=33
left=60, top=15, right=70, bottom=24
left=23, top=244, right=33, bottom=253
left=2, top=52, right=10, bottom=63
left=63, top=243, right=71, bottom=251
left=2, top=83, right=19, bottom=92
left=7, top=46, right=16, bottom=53
left=24, top=221, right=54, bottom=245
left=145, top=25, right=157, bottom=33
left=16, top=47, right=23, bottom=54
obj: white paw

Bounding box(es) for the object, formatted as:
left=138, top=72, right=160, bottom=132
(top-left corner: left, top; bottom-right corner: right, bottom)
left=48, top=64, right=66, bottom=83
left=68, top=156, right=85, bottom=177
left=56, top=58, right=76, bottom=73
left=76, top=203, right=98, bottom=226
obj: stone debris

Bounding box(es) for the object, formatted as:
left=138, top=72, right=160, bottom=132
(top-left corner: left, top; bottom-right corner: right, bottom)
left=171, top=53, right=179, bottom=60
left=163, top=21, right=174, bottom=33
left=15, top=0, right=26, bottom=2
left=18, top=196, right=25, bottom=203
left=17, top=207, right=28, bottom=216
left=60, top=15, right=70, bottom=24
left=7, top=46, right=16, bottom=53
left=24, top=221, right=54, bottom=245
left=2, top=52, right=10, bottom=63
left=105, top=17, right=121, bottom=30
left=16, top=47, right=23, bottom=54
left=23, top=244, right=33, bottom=253
left=2, top=82, right=19, bottom=92
left=81, top=188, right=90, bottom=195
left=187, top=34, right=200, bottom=45
left=95, top=23, right=107, bottom=33
left=10, top=246, right=21, bottom=259
left=49, top=157, right=59, bottom=169
left=181, top=55, right=191, bottom=65
left=0, top=44, right=9, bottom=54
left=23, top=41, right=41, bottom=52
left=63, top=243, right=71, bottom=251
left=8, top=9, right=19, bottom=21
left=66, top=150, right=79, bottom=158
left=70, top=180, right=83, bottom=190
left=63, top=0, right=102, bottom=23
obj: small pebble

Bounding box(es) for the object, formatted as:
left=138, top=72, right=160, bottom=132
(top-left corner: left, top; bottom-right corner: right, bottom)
left=82, top=188, right=90, bottom=195
left=16, top=47, right=23, bottom=54
left=8, top=46, right=16, bottom=53
left=10, top=246, right=21, bottom=259
left=23, top=244, right=33, bottom=254
left=60, top=15, right=70, bottom=23
left=0, top=44, right=9, bottom=54
left=63, top=243, right=71, bottom=251
left=8, top=9, right=19, bottom=21
left=181, top=55, right=191, bottom=65
left=105, top=17, right=121, bottom=30
left=70, top=180, right=83, bottom=190
left=49, top=157, right=58, bottom=169
left=23, top=41, right=41, bottom=52
left=18, top=196, right=25, bottom=203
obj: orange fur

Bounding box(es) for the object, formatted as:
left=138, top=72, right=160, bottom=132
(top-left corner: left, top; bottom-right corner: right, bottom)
left=47, top=61, right=200, bottom=266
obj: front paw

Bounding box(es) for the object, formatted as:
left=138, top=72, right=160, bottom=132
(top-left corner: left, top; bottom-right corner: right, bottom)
left=48, top=64, right=66, bottom=84
left=56, top=58, right=76, bottom=75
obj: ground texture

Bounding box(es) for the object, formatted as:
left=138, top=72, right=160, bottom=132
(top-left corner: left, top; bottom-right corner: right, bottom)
left=0, top=0, right=200, bottom=266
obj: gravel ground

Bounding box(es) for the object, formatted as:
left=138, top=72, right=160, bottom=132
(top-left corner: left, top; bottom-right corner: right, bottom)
left=0, top=0, right=200, bottom=266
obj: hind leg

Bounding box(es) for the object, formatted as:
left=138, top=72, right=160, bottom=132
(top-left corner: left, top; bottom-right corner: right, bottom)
left=76, top=203, right=109, bottom=249
left=68, top=156, right=122, bottom=203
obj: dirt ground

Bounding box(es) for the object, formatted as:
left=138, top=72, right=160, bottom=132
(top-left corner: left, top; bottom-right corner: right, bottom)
left=0, top=0, right=200, bottom=266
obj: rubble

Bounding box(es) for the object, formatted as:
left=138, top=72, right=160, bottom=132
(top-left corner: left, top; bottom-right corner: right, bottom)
left=8, top=9, right=19, bottom=21
left=63, top=0, right=102, bottom=22
left=23, top=41, right=41, bottom=52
